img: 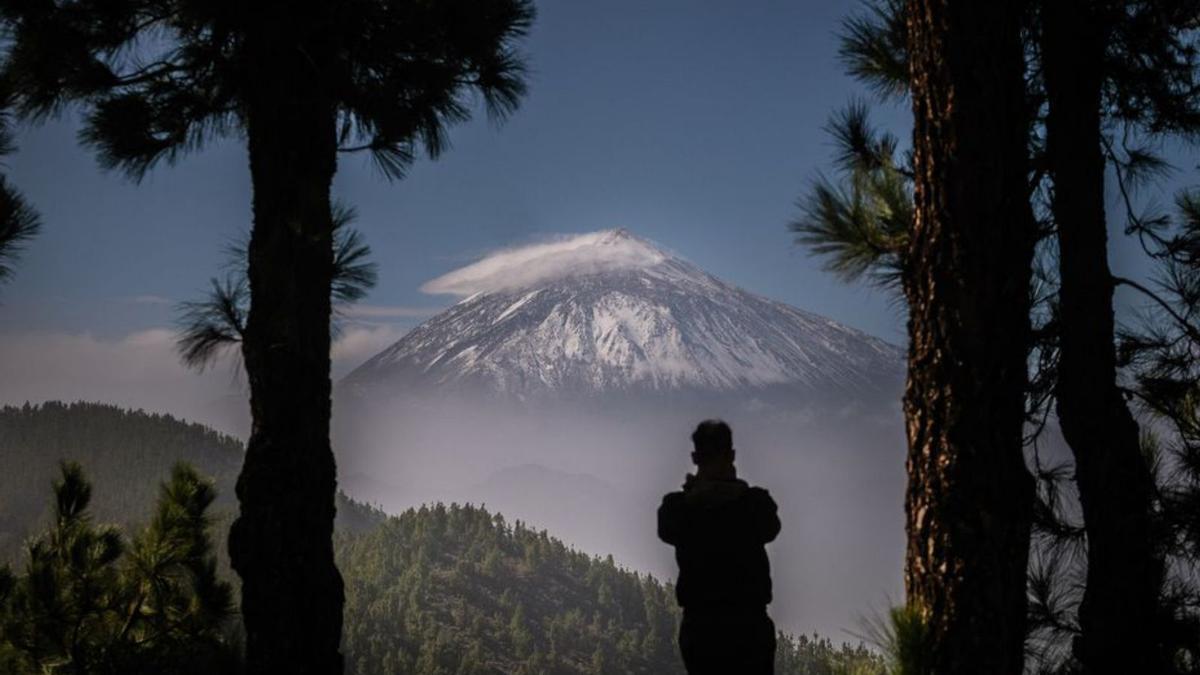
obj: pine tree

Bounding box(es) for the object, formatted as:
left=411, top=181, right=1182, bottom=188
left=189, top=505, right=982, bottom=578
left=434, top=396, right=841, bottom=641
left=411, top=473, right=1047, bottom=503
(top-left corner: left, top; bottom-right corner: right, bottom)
left=0, top=462, right=235, bottom=674
left=796, top=1, right=1200, bottom=670
left=1039, top=1, right=1171, bottom=669
left=1118, top=187, right=1200, bottom=669
left=904, top=1, right=1037, bottom=671
left=0, top=3, right=534, bottom=671
left=176, top=205, right=377, bottom=368
left=0, top=91, right=37, bottom=288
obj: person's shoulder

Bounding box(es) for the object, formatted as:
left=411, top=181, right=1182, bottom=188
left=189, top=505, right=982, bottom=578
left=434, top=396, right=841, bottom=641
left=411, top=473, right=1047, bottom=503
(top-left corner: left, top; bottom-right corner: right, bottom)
left=660, top=490, right=686, bottom=505
left=658, top=491, right=687, bottom=518
left=745, top=485, right=777, bottom=505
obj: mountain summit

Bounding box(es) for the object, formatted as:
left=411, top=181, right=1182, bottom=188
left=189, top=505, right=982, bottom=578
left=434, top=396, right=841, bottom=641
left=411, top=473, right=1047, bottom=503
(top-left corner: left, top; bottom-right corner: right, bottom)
left=342, top=230, right=902, bottom=400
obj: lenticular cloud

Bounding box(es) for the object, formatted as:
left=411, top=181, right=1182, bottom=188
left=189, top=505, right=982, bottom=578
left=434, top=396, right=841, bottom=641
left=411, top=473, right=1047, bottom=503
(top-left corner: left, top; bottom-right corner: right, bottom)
left=420, top=229, right=667, bottom=297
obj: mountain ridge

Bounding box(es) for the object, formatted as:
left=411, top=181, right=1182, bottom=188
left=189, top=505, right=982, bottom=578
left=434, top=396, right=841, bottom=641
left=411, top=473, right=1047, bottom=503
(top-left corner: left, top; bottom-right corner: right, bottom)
left=342, top=230, right=902, bottom=401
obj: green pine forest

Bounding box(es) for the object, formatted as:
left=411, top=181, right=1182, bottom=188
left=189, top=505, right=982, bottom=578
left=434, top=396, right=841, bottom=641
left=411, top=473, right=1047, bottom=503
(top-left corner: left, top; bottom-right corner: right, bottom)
left=0, top=402, right=885, bottom=674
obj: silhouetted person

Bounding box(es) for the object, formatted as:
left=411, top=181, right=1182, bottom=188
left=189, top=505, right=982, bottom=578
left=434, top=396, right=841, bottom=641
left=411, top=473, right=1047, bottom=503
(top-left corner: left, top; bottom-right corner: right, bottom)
left=658, top=419, right=781, bottom=675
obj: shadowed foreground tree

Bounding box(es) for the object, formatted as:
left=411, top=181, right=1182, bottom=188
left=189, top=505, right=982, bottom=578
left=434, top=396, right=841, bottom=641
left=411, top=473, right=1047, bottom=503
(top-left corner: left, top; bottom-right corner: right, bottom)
left=1038, top=0, right=1191, bottom=669
left=0, top=2, right=534, bottom=671
left=902, top=0, right=1037, bottom=672
left=1121, top=188, right=1200, bottom=672
left=0, top=462, right=236, bottom=675
left=176, top=204, right=376, bottom=369
left=0, top=93, right=38, bottom=287
left=799, top=1, right=1200, bottom=670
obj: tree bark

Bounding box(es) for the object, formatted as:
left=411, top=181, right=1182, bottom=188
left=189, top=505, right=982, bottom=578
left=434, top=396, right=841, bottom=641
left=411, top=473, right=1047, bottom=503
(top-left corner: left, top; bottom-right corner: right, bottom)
left=904, top=1, right=1036, bottom=672
left=1041, top=2, right=1164, bottom=671
left=229, top=7, right=344, bottom=674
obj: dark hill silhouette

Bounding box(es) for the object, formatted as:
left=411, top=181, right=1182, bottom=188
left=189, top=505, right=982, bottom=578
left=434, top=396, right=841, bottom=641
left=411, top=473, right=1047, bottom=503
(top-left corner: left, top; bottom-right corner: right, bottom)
left=0, top=401, right=380, bottom=562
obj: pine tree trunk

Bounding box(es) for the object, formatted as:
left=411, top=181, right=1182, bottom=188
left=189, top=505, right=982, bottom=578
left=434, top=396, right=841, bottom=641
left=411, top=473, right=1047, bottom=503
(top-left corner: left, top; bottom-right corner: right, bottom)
left=1041, top=2, right=1164, bottom=671
left=904, top=1, right=1036, bottom=672
left=229, top=9, right=344, bottom=674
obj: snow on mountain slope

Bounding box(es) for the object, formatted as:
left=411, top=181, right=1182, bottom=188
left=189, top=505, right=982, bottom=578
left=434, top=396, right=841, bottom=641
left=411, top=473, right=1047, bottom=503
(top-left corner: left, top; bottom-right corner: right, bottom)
left=342, top=229, right=903, bottom=399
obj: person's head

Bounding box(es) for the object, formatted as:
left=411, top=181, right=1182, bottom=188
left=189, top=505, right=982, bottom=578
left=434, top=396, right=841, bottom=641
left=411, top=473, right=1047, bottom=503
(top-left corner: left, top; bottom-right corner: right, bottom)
left=691, top=419, right=735, bottom=470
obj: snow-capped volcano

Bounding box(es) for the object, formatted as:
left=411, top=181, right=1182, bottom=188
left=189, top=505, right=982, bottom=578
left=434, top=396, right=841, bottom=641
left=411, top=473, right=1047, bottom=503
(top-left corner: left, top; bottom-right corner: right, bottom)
left=341, top=229, right=903, bottom=399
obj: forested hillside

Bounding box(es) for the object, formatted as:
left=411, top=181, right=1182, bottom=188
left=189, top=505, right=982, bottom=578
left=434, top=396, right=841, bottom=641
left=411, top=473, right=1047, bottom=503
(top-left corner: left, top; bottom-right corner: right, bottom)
left=338, top=503, right=884, bottom=674
left=0, top=401, right=239, bottom=557
left=0, top=401, right=379, bottom=561
left=0, top=402, right=884, bottom=674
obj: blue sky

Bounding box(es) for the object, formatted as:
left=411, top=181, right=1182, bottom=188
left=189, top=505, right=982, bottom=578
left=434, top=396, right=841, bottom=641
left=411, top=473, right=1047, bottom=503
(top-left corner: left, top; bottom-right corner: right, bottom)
left=1, top=0, right=909, bottom=340
left=0, top=0, right=1192, bottom=427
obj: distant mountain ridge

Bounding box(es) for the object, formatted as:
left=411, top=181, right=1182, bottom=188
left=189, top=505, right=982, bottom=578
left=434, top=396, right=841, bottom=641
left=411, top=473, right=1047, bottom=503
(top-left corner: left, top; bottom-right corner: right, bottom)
left=342, top=229, right=902, bottom=402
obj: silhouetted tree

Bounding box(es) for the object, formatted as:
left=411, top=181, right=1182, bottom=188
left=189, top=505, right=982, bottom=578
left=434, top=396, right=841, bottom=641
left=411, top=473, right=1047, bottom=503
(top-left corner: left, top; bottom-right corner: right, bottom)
left=798, top=1, right=1200, bottom=670
left=1118, top=188, right=1200, bottom=672
left=1038, top=1, right=1184, bottom=669
left=903, top=1, right=1037, bottom=672
left=176, top=204, right=376, bottom=369
left=0, top=462, right=236, bottom=674
left=0, top=91, right=38, bottom=287
left=793, top=101, right=908, bottom=293
left=0, top=2, right=534, bottom=671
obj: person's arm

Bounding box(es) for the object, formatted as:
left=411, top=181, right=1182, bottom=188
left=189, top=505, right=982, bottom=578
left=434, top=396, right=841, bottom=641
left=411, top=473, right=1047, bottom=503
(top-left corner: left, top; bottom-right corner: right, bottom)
left=751, top=488, right=781, bottom=543
left=657, top=492, right=688, bottom=545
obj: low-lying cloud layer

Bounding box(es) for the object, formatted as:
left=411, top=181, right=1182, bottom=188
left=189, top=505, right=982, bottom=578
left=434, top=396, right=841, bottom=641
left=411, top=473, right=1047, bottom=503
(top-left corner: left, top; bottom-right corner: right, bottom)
left=331, top=323, right=409, bottom=369
left=0, top=323, right=409, bottom=437
left=338, top=396, right=907, bottom=638
left=0, top=329, right=247, bottom=435
left=420, top=229, right=667, bottom=297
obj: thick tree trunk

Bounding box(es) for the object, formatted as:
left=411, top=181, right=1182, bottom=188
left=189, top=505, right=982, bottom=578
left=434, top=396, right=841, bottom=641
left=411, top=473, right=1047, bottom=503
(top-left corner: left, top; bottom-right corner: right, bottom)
left=904, top=1, right=1036, bottom=672
left=1041, top=2, right=1164, bottom=671
left=229, top=9, right=344, bottom=674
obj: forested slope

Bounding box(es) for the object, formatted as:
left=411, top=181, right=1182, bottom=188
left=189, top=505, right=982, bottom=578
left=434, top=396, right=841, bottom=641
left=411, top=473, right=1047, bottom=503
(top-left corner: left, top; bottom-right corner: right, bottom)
left=0, top=401, right=379, bottom=561
left=339, top=503, right=884, bottom=674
